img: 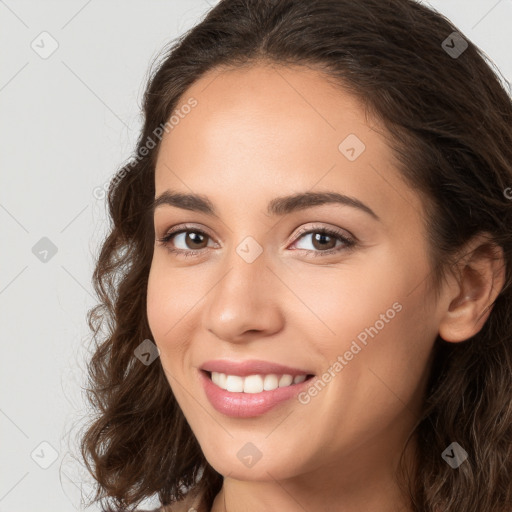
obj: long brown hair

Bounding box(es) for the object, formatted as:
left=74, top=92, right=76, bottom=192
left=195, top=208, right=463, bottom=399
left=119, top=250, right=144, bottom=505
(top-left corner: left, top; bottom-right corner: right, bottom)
left=80, top=1, right=512, bottom=510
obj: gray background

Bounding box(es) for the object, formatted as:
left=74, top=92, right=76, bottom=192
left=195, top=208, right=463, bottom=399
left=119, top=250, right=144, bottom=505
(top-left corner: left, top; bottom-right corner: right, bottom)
left=1, top=0, right=510, bottom=510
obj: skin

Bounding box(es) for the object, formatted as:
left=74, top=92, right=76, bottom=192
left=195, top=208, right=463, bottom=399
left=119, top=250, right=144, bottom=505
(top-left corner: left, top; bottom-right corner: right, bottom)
left=146, top=61, right=505, bottom=512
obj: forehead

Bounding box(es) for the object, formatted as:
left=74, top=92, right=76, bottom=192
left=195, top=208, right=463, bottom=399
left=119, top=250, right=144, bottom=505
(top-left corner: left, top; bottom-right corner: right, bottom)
left=154, top=62, right=425, bottom=226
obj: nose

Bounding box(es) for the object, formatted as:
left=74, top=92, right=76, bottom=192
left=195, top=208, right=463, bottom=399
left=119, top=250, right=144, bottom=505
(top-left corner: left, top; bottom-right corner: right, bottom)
left=202, top=246, right=285, bottom=343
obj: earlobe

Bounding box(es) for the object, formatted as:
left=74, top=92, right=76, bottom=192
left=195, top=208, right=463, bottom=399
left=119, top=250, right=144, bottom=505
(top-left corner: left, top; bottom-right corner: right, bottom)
left=437, top=234, right=506, bottom=344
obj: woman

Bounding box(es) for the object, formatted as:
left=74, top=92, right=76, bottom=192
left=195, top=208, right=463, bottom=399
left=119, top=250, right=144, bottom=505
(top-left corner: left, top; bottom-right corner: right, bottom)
left=80, top=0, right=512, bottom=511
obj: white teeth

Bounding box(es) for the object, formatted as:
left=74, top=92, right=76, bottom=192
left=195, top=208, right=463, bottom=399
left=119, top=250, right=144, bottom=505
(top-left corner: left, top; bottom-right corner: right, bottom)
left=211, top=371, right=221, bottom=386
left=243, top=374, right=264, bottom=393
left=293, top=374, right=307, bottom=384
left=278, top=374, right=293, bottom=387
left=209, top=372, right=308, bottom=393
left=225, top=375, right=244, bottom=392
left=263, top=374, right=279, bottom=391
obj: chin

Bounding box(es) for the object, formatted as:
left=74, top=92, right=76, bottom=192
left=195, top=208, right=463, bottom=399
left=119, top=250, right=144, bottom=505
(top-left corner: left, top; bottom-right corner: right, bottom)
left=200, top=441, right=305, bottom=482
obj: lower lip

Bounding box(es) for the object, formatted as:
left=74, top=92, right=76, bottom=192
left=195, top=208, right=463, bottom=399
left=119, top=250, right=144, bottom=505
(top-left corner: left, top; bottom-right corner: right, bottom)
left=199, top=370, right=314, bottom=418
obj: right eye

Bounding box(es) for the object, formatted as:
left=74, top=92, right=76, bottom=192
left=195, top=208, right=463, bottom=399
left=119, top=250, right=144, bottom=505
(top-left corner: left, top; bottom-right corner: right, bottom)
left=157, top=226, right=217, bottom=258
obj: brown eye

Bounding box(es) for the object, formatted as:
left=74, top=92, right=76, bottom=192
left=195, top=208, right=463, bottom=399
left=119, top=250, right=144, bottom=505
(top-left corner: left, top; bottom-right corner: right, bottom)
left=162, top=230, right=211, bottom=250
left=183, top=231, right=209, bottom=249
left=311, top=232, right=337, bottom=251
left=290, top=226, right=357, bottom=257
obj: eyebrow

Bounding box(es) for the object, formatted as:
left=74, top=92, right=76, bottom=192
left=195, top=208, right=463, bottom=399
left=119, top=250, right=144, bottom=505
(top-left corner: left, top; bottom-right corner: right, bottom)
left=151, top=190, right=380, bottom=221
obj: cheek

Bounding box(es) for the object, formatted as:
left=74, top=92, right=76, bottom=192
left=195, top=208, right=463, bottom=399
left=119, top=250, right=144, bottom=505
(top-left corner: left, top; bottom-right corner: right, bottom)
left=284, top=251, right=408, bottom=350
left=146, top=262, right=171, bottom=345
left=146, top=255, right=207, bottom=344
left=147, top=260, right=193, bottom=388
left=146, top=258, right=201, bottom=405
left=292, top=247, right=435, bottom=399
left=294, top=285, right=434, bottom=459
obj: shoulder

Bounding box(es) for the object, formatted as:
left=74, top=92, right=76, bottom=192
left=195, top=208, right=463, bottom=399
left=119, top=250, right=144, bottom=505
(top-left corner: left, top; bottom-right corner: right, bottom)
left=136, top=506, right=195, bottom=512
left=136, top=488, right=207, bottom=512
left=136, top=504, right=198, bottom=512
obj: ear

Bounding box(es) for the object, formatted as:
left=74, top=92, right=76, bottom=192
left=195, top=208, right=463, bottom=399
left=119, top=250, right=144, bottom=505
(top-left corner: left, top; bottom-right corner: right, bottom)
left=438, top=233, right=506, bottom=343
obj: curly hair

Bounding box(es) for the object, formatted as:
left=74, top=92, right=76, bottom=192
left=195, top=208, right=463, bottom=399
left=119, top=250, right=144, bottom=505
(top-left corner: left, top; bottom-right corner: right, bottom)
left=79, top=0, right=512, bottom=510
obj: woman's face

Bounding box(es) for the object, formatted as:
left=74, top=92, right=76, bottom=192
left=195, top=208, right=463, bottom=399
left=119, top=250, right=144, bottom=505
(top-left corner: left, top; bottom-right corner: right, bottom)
left=147, top=63, right=443, bottom=485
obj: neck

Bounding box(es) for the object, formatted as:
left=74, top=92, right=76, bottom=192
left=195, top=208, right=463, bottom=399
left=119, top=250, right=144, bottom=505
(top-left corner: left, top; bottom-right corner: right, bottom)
left=210, top=433, right=417, bottom=512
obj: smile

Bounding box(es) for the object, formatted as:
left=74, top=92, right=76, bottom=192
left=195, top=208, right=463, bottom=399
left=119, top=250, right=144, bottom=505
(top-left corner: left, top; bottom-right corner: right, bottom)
left=209, top=371, right=309, bottom=393
left=199, top=369, right=315, bottom=418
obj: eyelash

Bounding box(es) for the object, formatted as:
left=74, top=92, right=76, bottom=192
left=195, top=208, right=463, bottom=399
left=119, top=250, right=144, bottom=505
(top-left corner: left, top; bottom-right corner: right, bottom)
left=156, top=223, right=357, bottom=259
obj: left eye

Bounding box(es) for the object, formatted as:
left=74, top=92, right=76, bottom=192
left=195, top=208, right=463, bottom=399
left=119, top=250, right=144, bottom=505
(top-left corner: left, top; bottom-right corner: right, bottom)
left=290, top=228, right=356, bottom=254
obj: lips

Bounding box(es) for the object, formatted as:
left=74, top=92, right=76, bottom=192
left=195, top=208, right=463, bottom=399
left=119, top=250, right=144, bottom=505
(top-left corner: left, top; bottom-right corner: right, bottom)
left=200, top=370, right=315, bottom=417
left=200, top=359, right=314, bottom=377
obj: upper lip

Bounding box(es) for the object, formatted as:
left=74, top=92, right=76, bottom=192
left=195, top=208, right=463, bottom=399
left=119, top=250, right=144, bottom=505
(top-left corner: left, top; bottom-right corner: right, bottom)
left=200, top=359, right=314, bottom=377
